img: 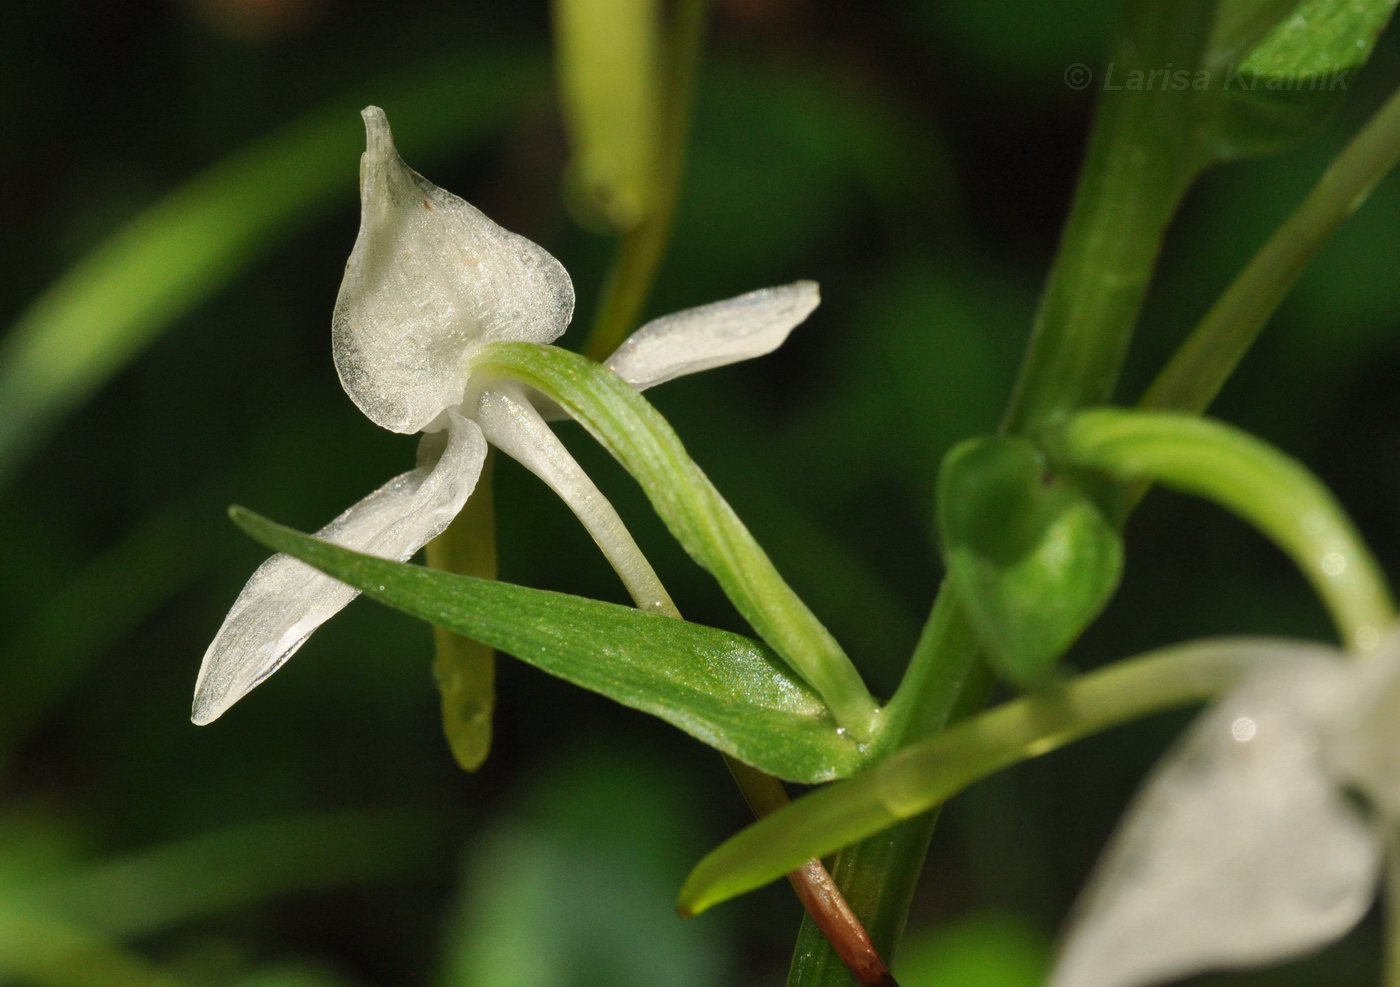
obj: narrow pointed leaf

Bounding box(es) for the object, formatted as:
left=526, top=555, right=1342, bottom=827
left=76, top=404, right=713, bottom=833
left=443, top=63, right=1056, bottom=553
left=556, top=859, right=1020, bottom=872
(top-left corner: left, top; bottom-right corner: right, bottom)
left=230, top=507, right=864, bottom=783
left=678, top=639, right=1307, bottom=916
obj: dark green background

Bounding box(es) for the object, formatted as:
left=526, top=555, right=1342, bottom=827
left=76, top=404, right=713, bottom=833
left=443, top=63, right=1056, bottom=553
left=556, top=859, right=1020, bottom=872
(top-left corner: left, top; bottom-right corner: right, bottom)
left=2, top=1, right=1398, bottom=984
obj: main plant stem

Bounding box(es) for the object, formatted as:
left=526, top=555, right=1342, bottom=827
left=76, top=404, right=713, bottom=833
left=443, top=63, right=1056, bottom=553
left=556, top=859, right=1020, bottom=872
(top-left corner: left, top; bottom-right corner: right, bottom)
left=788, top=3, right=1219, bottom=982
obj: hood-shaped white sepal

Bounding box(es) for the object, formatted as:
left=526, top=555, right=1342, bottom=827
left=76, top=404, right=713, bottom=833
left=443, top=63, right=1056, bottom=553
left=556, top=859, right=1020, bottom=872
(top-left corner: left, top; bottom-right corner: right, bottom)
left=332, top=106, right=575, bottom=435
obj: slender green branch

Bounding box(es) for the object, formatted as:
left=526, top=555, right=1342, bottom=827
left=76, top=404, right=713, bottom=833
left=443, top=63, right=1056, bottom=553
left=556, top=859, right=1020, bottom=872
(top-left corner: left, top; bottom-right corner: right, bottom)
left=1053, top=408, right=1396, bottom=651
left=680, top=637, right=1286, bottom=916
left=474, top=341, right=881, bottom=739
left=1142, top=83, right=1400, bottom=414
left=582, top=0, right=710, bottom=360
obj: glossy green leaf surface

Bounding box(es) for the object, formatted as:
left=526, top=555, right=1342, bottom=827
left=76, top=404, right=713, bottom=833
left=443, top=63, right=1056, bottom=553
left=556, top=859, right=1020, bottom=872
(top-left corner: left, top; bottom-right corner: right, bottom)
left=231, top=508, right=865, bottom=783
left=938, top=436, right=1123, bottom=687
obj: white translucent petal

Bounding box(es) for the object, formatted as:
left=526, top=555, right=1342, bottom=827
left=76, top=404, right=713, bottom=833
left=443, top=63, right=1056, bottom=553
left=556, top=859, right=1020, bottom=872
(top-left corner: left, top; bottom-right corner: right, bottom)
left=1324, top=627, right=1400, bottom=819
left=332, top=106, right=575, bottom=434
left=474, top=383, right=677, bottom=617
left=1051, top=650, right=1380, bottom=987
left=604, top=281, right=819, bottom=391
left=191, top=413, right=487, bottom=725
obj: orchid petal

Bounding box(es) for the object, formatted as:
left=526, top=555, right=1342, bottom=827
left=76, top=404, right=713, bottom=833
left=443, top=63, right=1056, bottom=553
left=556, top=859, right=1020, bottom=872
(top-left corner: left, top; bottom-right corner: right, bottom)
left=604, top=281, right=819, bottom=391
left=192, top=412, right=487, bottom=725
left=475, top=383, right=677, bottom=616
left=332, top=107, right=575, bottom=434
left=1324, top=628, right=1400, bottom=819
left=1050, top=650, right=1380, bottom=987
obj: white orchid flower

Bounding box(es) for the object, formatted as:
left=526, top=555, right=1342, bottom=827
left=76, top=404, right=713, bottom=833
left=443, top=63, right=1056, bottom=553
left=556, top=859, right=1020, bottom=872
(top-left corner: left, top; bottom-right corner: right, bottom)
left=1051, top=629, right=1400, bottom=987
left=191, top=105, right=820, bottom=725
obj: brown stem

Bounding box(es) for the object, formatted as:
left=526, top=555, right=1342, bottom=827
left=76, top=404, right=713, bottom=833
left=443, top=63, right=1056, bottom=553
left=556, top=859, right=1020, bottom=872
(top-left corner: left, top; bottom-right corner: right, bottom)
left=726, top=758, right=900, bottom=987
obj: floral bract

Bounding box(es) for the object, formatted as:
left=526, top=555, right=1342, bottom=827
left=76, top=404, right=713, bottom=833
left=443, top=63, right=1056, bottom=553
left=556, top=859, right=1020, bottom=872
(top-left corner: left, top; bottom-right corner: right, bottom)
left=191, top=106, right=820, bottom=725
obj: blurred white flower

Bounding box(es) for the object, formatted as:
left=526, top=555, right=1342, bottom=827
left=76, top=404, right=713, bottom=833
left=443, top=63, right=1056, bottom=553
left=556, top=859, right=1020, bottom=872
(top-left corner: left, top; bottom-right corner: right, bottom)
left=1051, top=630, right=1400, bottom=987
left=191, top=105, right=820, bottom=725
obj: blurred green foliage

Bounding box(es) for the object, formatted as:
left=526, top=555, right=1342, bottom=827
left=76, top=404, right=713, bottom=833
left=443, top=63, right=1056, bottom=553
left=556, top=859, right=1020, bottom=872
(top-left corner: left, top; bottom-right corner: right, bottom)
left=2, top=0, right=1400, bottom=984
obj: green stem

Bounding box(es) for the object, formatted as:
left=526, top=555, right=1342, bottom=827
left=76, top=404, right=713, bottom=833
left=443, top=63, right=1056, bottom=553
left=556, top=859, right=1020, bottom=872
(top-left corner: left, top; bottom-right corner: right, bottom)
left=1142, top=83, right=1400, bottom=415
left=784, top=590, right=991, bottom=986
left=1000, top=0, right=1215, bottom=435
left=474, top=341, right=880, bottom=739
left=680, top=637, right=1283, bottom=915
left=582, top=0, right=710, bottom=361
left=788, top=6, right=1226, bottom=980
left=1053, top=408, right=1396, bottom=651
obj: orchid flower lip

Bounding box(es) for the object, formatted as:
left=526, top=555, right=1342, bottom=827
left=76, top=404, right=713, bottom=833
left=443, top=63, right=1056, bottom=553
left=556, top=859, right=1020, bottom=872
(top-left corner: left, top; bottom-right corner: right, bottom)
left=193, top=107, right=831, bottom=727
left=1050, top=626, right=1400, bottom=987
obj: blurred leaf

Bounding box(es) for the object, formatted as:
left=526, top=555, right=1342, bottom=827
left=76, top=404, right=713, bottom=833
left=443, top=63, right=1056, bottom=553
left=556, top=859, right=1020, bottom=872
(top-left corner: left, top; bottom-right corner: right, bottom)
left=28, top=808, right=443, bottom=937
left=1239, top=0, right=1398, bottom=75
left=670, top=60, right=960, bottom=293
left=0, top=508, right=206, bottom=771
left=0, top=51, right=543, bottom=486
left=1206, top=0, right=1400, bottom=160
left=0, top=898, right=183, bottom=987
left=231, top=507, right=866, bottom=783
left=938, top=435, right=1123, bottom=687
left=554, top=0, right=661, bottom=230
left=441, top=749, right=726, bottom=987
left=895, top=912, right=1050, bottom=987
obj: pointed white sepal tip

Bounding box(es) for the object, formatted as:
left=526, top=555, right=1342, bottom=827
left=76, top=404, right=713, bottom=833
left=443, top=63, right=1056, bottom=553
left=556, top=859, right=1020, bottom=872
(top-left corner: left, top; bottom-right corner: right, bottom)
left=605, top=280, right=821, bottom=391
left=190, top=415, right=488, bottom=726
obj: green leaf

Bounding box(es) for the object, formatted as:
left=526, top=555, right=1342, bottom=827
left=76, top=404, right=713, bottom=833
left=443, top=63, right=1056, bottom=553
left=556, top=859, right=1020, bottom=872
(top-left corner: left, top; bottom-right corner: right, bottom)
left=1206, top=0, right=1400, bottom=160
left=938, top=436, right=1123, bottom=687
left=678, top=638, right=1276, bottom=917
left=230, top=507, right=865, bottom=784
left=0, top=52, right=542, bottom=487
left=474, top=340, right=881, bottom=742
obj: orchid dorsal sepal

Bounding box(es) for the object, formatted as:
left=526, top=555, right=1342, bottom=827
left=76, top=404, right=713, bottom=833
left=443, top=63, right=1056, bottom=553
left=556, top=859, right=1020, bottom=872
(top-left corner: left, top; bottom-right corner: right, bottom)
left=677, top=637, right=1301, bottom=917
left=332, top=106, right=575, bottom=436
left=1047, top=408, right=1396, bottom=653
left=470, top=339, right=882, bottom=742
